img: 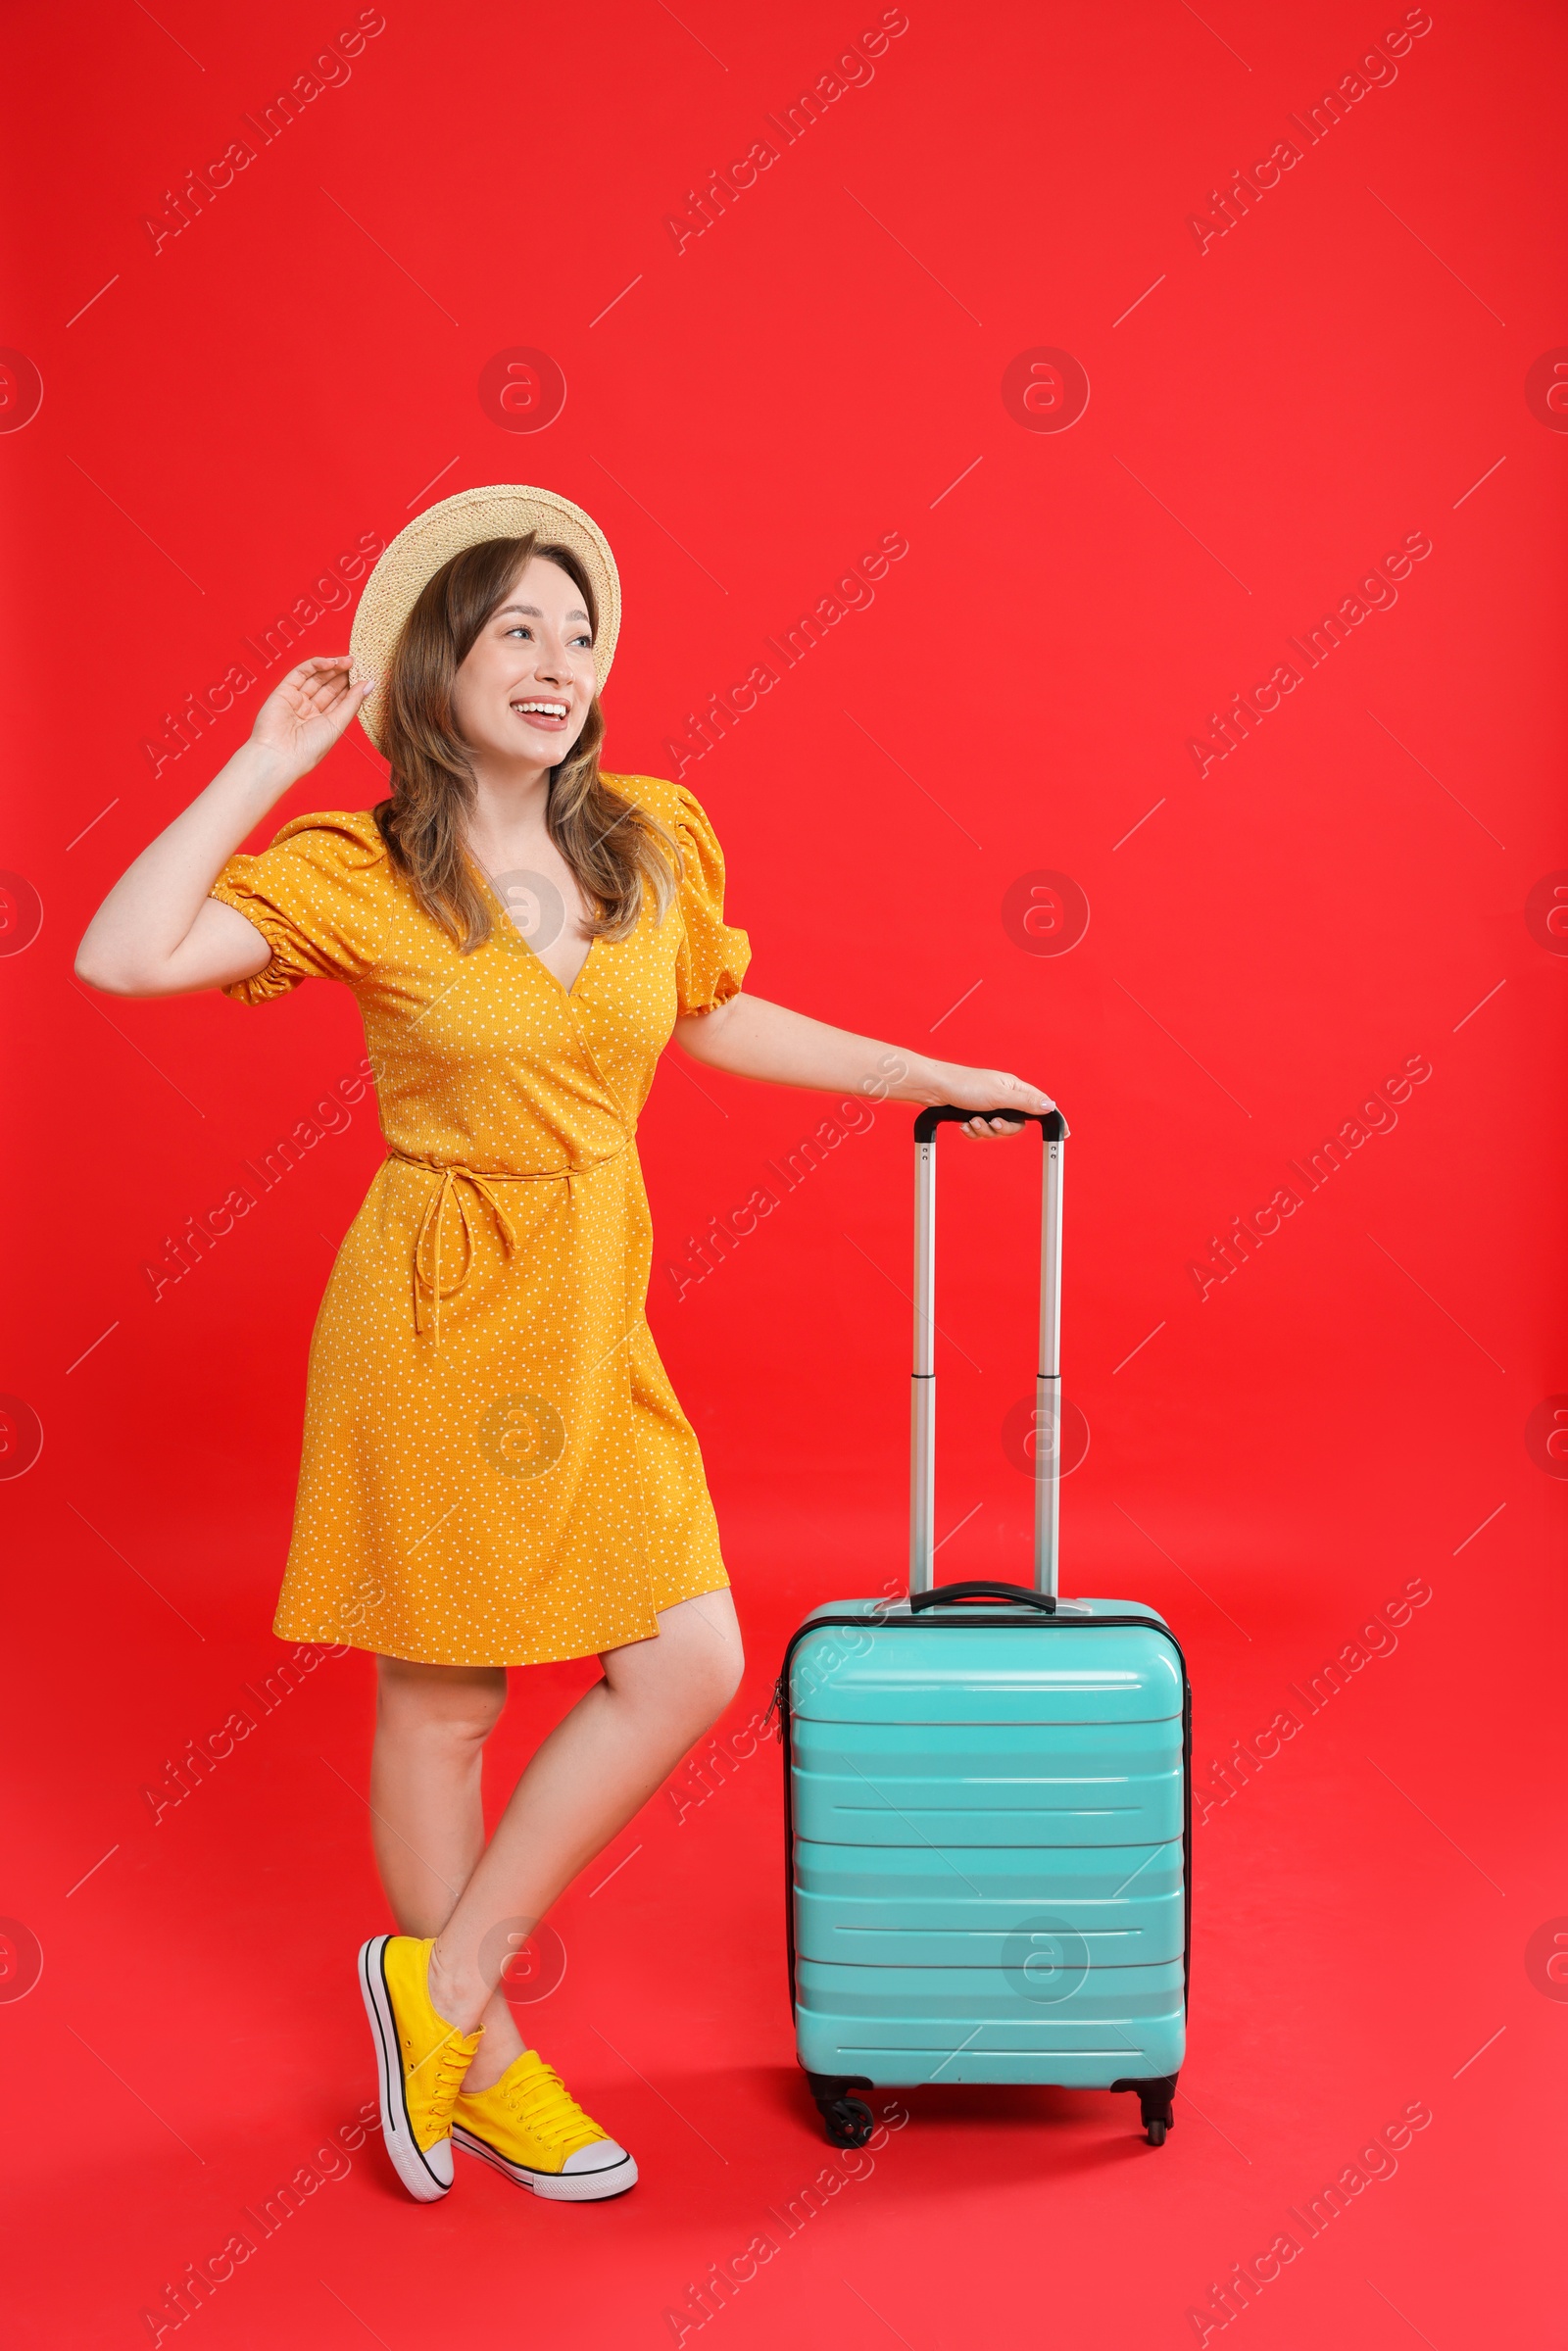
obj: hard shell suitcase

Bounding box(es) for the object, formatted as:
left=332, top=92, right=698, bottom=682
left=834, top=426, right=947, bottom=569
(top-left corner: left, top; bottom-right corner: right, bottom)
left=776, top=1105, right=1191, bottom=2149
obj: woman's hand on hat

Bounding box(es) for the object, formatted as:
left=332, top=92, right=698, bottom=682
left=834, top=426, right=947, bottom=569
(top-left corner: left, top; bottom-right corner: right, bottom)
left=248, top=657, right=375, bottom=784
left=940, top=1065, right=1057, bottom=1140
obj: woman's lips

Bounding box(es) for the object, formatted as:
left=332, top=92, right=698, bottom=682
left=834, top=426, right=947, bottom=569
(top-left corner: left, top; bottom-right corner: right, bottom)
left=511, top=700, right=569, bottom=732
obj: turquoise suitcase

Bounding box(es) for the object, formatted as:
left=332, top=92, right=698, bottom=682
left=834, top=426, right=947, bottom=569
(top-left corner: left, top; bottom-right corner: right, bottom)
left=777, top=1106, right=1190, bottom=2148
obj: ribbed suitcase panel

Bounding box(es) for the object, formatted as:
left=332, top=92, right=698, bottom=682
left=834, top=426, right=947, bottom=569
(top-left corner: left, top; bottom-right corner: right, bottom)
left=791, top=1713, right=1182, bottom=1774
left=790, top=1621, right=1185, bottom=1726
left=791, top=1713, right=1182, bottom=1848
left=794, top=1835, right=1183, bottom=1903
left=795, top=1958, right=1186, bottom=2086
left=797, top=1954, right=1185, bottom=2016
left=793, top=1878, right=1184, bottom=1968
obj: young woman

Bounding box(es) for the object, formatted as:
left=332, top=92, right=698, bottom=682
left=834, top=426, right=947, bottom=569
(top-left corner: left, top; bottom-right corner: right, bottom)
left=76, top=485, right=1053, bottom=2206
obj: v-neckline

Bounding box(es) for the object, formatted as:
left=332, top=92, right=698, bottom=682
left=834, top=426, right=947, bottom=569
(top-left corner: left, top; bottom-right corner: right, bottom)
left=467, top=854, right=597, bottom=999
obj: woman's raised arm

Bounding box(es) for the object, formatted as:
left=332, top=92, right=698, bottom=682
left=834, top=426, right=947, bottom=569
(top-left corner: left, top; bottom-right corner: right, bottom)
left=74, top=656, right=373, bottom=998
left=675, top=993, right=1054, bottom=1141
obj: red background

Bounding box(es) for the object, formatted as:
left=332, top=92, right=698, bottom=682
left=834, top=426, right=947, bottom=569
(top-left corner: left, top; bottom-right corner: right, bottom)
left=2, top=0, right=1563, bottom=2342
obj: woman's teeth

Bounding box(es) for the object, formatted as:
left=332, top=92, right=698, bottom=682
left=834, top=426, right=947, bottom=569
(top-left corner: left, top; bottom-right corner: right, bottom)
left=513, top=701, right=568, bottom=718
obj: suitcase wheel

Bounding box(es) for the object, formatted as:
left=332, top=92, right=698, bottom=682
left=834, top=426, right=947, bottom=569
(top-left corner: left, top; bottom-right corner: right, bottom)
left=1138, top=2089, right=1175, bottom=2146
left=817, top=2094, right=875, bottom=2149
left=1113, top=2074, right=1177, bottom=2145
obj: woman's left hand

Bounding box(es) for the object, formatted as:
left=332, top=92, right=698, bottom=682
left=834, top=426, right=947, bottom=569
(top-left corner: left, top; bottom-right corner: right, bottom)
left=939, top=1064, right=1057, bottom=1139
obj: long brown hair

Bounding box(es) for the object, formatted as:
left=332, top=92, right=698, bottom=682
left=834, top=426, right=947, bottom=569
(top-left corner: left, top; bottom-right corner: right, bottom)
left=373, top=533, right=680, bottom=952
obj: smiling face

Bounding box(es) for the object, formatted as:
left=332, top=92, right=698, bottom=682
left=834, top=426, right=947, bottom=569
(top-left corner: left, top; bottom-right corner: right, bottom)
left=450, top=553, right=597, bottom=766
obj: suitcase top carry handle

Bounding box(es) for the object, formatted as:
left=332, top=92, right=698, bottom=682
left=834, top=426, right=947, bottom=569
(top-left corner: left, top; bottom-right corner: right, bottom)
left=910, top=1103, right=1066, bottom=1602
left=908, top=1580, right=1058, bottom=1614
left=913, top=1104, right=1069, bottom=1142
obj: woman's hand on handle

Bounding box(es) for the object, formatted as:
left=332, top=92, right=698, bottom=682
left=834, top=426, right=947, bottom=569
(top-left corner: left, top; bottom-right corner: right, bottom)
left=938, top=1063, right=1056, bottom=1140
left=74, top=658, right=374, bottom=998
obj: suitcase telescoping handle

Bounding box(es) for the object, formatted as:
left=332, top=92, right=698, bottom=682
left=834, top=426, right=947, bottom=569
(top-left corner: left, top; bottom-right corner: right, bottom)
left=909, top=1104, right=1069, bottom=1604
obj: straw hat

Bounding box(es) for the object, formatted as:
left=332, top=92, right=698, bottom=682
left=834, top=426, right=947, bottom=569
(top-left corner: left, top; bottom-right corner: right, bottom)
left=349, top=483, right=621, bottom=750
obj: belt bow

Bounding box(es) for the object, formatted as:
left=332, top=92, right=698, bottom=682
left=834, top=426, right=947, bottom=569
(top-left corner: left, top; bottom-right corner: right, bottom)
left=387, top=1143, right=628, bottom=1346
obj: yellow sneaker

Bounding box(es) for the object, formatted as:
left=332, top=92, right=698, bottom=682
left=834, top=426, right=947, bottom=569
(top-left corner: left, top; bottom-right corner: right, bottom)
left=359, top=1934, right=482, bottom=2202
left=452, top=2049, right=637, bottom=2201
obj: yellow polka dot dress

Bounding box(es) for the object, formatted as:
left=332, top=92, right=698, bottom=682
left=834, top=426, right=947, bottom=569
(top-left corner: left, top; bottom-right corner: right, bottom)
left=208, top=775, right=749, bottom=1667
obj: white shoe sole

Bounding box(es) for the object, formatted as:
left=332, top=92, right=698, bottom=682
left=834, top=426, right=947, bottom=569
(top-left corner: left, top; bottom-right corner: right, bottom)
left=452, top=2121, right=638, bottom=2201
left=359, top=1935, right=455, bottom=2203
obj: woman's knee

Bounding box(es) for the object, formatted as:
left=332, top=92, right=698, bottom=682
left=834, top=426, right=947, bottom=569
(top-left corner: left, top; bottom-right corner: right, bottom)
left=711, top=1615, right=746, bottom=1712
left=375, top=1656, right=509, bottom=1747
left=618, top=1592, right=744, bottom=1728
left=687, top=1628, right=745, bottom=1728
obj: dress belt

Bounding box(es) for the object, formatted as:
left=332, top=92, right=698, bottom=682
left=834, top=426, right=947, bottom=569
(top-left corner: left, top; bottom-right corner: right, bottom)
left=385, top=1142, right=629, bottom=1347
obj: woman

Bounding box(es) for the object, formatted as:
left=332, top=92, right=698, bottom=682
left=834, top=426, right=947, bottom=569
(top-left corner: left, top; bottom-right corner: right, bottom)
left=76, top=484, right=1053, bottom=2207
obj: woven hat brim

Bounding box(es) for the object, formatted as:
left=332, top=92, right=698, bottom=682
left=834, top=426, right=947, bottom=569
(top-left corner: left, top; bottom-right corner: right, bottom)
left=348, top=484, right=621, bottom=750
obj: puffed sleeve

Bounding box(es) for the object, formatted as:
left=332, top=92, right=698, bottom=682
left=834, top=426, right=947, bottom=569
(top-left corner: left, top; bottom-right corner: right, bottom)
left=208, top=811, right=380, bottom=1004
left=666, top=784, right=751, bottom=1016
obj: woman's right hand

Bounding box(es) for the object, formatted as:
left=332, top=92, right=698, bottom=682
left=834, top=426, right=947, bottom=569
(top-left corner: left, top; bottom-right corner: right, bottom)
left=249, top=657, right=374, bottom=782
left=75, top=657, right=377, bottom=998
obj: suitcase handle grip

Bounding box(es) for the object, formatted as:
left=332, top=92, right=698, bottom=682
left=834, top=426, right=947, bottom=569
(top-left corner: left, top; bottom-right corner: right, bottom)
left=908, top=1580, right=1058, bottom=1614
left=913, top=1104, right=1069, bottom=1142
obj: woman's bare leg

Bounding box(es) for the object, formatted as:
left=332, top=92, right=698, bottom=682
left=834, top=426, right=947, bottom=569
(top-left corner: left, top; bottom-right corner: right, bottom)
left=368, top=1655, right=525, bottom=2080
left=426, top=1588, right=744, bottom=2070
